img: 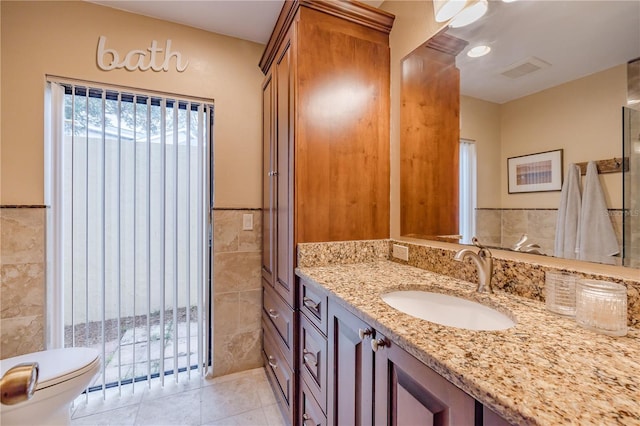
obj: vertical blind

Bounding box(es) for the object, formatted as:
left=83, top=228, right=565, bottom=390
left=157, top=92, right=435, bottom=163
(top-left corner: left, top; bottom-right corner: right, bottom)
left=46, top=79, right=213, bottom=397
left=459, top=139, right=477, bottom=245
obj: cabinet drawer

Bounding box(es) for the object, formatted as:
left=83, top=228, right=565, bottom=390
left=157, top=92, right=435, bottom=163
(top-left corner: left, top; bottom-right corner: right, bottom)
left=263, top=281, right=295, bottom=364
left=263, top=320, right=294, bottom=424
left=299, top=378, right=327, bottom=426
left=299, top=313, right=327, bottom=413
left=299, top=278, right=328, bottom=336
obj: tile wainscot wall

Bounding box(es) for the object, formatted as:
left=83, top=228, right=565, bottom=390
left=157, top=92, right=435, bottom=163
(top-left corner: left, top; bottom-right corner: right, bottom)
left=476, top=208, right=626, bottom=266
left=1, top=206, right=264, bottom=378
left=212, top=209, right=263, bottom=376
left=0, top=207, right=47, bottom=358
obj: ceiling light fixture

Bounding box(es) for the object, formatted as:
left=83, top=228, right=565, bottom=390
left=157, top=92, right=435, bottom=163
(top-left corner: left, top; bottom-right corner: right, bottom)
left=450, top=0, right=488, bottom=28
left=467, top=45, right=491, bottom=58
left=433, top=0, right=467, bottom=22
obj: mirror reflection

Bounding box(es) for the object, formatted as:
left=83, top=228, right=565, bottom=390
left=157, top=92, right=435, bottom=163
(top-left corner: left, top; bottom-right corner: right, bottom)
left=402, top=0, right=640, bottom=268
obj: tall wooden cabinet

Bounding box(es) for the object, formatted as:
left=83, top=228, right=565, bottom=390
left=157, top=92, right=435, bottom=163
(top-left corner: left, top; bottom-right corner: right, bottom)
left=260, top=1, right=394, bottom=424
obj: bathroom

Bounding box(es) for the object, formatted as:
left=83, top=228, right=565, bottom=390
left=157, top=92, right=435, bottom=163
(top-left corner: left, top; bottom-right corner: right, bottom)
left=1, top=0, right=639, bottom=425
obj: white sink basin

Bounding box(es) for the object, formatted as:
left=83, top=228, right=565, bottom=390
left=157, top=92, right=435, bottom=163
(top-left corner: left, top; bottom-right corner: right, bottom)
left=381, top=291, right=515, bottom=331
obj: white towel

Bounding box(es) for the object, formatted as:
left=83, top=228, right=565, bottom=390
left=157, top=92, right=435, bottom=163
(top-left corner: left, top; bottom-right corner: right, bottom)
left=554, top=164, right=581, bottom=259
left=578, top=161, right=619, bottom=264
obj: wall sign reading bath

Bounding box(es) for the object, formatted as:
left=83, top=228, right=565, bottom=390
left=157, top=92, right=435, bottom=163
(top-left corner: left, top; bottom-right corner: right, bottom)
left=97, top=36, right=189, bottom=72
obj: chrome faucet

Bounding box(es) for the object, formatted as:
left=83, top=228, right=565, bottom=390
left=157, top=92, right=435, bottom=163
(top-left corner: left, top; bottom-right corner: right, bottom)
left=454, top=237, right=493, bottom=293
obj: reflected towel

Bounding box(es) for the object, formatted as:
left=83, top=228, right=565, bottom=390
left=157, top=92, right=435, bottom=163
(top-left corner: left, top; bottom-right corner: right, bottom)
left=578, top=161, right=619, bottom=264
left=554, top=164, right=581, bottom=259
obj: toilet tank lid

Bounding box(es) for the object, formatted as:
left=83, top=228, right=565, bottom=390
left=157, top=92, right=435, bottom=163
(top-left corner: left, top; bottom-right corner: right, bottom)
left=1, top=348, right=100, bottom=387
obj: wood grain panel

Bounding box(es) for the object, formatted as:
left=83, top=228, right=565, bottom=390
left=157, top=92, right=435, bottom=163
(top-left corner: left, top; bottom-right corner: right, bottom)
left=374, top=335, right=477, bottom=425
left=295, top=7, right=391, bottom=243
left=327, top=301, right=375, bottom=426
left=259, top=0, right=394, bottom=73
left=275, top=36, right=296, bottom=306
left=401, top=44, right=461, bottom=237
left=262, top=74, right=275, bottom=285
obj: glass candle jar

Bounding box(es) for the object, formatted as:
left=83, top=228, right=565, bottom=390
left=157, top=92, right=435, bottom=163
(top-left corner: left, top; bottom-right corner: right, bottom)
left=575, top=279, right=628, bottom=336
left=545, top=271, right=577, bottom=316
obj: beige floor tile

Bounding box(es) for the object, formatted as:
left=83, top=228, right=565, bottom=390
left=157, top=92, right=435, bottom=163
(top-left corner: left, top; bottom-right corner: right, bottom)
left=201, top=407, right=269, bottom=426
left=135, top=388, right=201, bottom=425
left=72, top=368, right=281, bottom=426
left=71, top=404, right=139, bottom=426
left=72, top=386, right=144, bottom=419
left=262, top=403, right=286, bottom=426
left=141, top=371, right=205, bottom=402
left=200, top=376, right=263, bottom=424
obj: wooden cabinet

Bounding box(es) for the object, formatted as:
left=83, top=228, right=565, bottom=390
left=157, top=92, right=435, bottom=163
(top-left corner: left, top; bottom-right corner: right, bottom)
left=400, top=32, right=467, bottom=238
left=262, top=33, right=295, bottom=307
left=327, top=301, right=375, bottom=425
left=298, top=278, right=329, bottom=425
left=323, top=295, right=511, bottom=426
left=260, top=1, right=395, bottom=424
left=262, top=318, right=295, bottom=422
left=374, top=333, right=477, bottom=426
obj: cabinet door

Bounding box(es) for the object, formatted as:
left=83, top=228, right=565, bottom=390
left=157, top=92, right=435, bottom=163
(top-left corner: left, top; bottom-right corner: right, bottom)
left=374, top=335, right=477, bottom=426
left=263, top=319, right=295, bottom=425
left=262, top=72, right=276, bottom=285
left=274, top=36, right=295, bottom=307
left=327, top=302, right=374, bottom=425
left=300, top=313, right=327, bottom=413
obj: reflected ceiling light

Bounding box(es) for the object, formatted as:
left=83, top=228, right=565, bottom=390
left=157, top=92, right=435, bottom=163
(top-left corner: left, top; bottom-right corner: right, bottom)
left=502, top=0, right=518, bottom=3
left=449, top=0, right=488, bottom=28
left=433, top=0, right=467, bottom=22
left=467, top=45, right=491, bottom=58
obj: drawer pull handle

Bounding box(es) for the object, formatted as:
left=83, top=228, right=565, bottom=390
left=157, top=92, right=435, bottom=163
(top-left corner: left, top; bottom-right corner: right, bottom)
left=302, top=297, right=319, bottom=311
left=302, top=349, right=318, bottom=367
left=302, top=413, right=313, bottom=424
left=371, top=338, right=387, bottom=352
left=267, top=355, right=278, bottom=369
left=358, top=328, right=372, bottom=340
left=267, top=309, right=279, bottom=319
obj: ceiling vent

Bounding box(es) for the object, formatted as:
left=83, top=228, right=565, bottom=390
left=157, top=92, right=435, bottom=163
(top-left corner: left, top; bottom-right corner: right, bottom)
left=500, top=57, right=551, bottom=79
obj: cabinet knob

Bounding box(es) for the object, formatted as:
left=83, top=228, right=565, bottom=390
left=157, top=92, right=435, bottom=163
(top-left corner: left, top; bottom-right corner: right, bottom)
left=267, top=355, right=278, bottom=370
left=371, top=338, right=387, bottom=352
left=302, top=413, right=313, bottom=424
left=267, top=308, right=279, bottom=319
left=302, top=296, right=319, bottom=311
left=302, top=349, right=318, bottom=367
left=358, top=328, right=373, bottom=340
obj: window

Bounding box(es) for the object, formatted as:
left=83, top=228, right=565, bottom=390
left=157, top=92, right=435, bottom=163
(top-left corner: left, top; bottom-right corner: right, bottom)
left=459, top=139, right=477, bottom=244
left=45, top=79, right=213, bottom=394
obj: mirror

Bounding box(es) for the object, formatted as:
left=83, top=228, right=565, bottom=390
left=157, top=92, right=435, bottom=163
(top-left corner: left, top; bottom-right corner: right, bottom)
left=401, top=0, right=640, bottom=268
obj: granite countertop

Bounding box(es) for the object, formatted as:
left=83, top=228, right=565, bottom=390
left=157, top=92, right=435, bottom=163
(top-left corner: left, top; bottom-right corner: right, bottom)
left=296, top=260, right=640, bottom=426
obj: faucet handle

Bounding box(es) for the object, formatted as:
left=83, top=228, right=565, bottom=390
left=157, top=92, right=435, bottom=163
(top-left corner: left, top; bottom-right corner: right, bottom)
left=471, top=237, right=490, bottom=252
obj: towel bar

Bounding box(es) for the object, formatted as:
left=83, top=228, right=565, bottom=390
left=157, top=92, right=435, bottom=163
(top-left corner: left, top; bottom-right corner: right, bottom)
left=575, top=157, right=629, bottom=175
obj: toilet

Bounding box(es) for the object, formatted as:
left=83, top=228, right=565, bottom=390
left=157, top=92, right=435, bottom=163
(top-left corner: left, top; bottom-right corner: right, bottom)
left=1, top=348, right=100, bottom=426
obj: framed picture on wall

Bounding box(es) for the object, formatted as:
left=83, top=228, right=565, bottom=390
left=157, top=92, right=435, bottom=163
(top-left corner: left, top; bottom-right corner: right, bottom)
left=507, top=149, right=563, bottom=193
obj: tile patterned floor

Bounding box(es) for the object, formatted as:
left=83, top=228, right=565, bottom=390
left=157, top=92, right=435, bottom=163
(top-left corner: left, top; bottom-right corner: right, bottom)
left=71, top=367, right=285, bottom=426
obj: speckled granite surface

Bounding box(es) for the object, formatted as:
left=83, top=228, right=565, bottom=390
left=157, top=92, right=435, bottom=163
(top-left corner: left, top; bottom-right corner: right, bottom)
left=296, top=260, right=640, bottom=425
left=297, top=240, right=389, bottom=267
left=389, top=240, right=640, bottom=326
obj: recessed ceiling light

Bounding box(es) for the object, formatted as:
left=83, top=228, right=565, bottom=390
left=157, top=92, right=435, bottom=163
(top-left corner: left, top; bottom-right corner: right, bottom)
left=467, top=45, right=491, bottom=58
left=502, top=0, right=518, bottom=3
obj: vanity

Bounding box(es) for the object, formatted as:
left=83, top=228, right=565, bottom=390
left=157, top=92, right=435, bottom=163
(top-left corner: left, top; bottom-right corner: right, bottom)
left=293, top=241, right=640, bottom=425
